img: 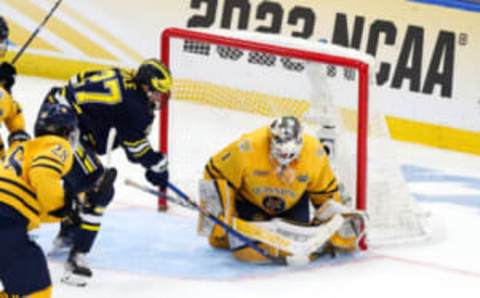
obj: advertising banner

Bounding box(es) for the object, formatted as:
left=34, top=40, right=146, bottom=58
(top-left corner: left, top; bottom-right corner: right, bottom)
left=2, top=0, right=479, bottom=153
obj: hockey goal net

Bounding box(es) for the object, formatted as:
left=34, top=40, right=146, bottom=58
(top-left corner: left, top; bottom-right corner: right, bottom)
left=159, top=27, right=431, bottom=247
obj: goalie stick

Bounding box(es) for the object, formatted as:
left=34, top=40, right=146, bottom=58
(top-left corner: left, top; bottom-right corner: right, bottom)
left=233, top=214, right=344, bottom=258
left=124, top=179, right=287, bottom=265
left=105, top=127, right=117, bottom=167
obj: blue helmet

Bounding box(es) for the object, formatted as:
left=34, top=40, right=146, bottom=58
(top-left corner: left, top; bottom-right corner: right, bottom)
left=34, top=103, right=78, bottom=140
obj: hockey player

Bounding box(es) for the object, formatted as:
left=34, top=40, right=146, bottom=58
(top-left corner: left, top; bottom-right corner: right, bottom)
left=198, top=116, right=366, bottom=263
left=40, top=58, right=172, bottom=285
left=0, top=16, right=31, bottom=160
left=0, top=103, right=77, bottom=298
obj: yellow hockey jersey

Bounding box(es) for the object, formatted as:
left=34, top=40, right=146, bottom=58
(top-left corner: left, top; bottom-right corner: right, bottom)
left=0, top=85, right=26, bottom=133
left=0, top=135, right=73, bottom=230
left=205, top=126, right=340, bottom=216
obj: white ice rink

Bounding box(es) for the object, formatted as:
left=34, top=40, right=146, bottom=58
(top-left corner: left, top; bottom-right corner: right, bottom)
left=2, top=75, right=480, bottom=297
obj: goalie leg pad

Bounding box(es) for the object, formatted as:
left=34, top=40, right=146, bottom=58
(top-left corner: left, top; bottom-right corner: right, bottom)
left=231, top=241, right=289, bottom=264
left=198, top=179, right=235, bottom=243
left=208, top=216, right=230, bottom=249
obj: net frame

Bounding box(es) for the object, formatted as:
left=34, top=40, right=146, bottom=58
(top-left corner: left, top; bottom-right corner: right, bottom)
left=159, top=27, right=371, bottom=248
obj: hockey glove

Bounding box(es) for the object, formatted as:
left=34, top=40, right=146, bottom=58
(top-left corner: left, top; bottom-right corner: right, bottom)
left=312, top=199, right=368, bottom=232
left=47, top=189, right=78, bottom=222
left=8, top=130, right=31, bottom=146
left=0, top=62, right=16, bottom=93
left=145, top=153, right=168, bottom=189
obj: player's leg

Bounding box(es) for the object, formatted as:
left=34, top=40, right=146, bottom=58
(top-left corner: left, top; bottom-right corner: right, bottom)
left=60, top=142, right=116, bottom=286
left=0, top=204, right=52, bottom=297
left=198, top=179, right=237, bottom=249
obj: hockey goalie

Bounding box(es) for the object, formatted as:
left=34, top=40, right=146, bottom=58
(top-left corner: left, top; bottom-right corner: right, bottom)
left=198, top=116, right=367, bottom=264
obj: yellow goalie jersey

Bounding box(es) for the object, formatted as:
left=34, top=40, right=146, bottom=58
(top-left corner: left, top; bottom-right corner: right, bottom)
left=0, top=135, right=73, bottom=230
left=205, top=126, right=341, bottom=216
left=0, top=85, right=26, bottom=157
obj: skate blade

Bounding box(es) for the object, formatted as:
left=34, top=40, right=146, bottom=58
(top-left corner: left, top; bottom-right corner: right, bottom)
left=61, top=272, right=89, bottom=287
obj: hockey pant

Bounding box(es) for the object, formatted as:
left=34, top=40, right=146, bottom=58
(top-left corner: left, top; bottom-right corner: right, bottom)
left=0, top=204, right=52, bottom=297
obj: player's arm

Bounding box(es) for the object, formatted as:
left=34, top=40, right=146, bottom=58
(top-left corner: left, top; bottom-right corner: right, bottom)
left=204, top=139, right=244, bottom=189
left=4, top=100, right=30, bottom=146
left=306, top=142, right=367, bottom=251
left=307, top=147, right=342, bottom=209
left=202, top=140, right=246, bottom=218
left=198, top=140, right=246, bottom=247
left=118, top=122, right=168, bottom=188
left=29, top=141, right=74, bottom=223
left=121, top=135, right=158, bottom=167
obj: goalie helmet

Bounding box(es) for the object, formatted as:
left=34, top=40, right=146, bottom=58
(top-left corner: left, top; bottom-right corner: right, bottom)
left=269, top=116, right=303, bottom=166
left=0, top=16, right=9, bottom=57
left=35, top=103, right=78, bottom=144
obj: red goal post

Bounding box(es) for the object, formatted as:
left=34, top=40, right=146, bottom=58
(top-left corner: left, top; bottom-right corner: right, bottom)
left=159, top=27, right=430, bottom=248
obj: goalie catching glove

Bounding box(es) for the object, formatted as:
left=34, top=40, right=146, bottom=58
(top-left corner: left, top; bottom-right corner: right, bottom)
left=145, top=152, right=168, bottom=189
left=313, top=199, right=368, bottom=252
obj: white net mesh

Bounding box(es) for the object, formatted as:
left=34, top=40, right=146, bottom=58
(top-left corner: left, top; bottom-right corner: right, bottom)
left=162, top=28, right=431, bottom=246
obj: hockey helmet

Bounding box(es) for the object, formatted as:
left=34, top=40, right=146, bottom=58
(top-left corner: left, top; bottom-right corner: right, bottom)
left=35, top=103, right=78, bottom=144
left=269, top=116, right=303, bottom=166
left=135, top=58, right=172, bottom=94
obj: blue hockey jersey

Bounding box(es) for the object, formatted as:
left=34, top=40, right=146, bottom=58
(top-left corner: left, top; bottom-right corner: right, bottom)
left=63, top=68, right=158, bottom=168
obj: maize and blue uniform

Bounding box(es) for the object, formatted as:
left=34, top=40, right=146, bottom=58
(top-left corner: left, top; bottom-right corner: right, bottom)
left=41, top=68, right=159, bottom=254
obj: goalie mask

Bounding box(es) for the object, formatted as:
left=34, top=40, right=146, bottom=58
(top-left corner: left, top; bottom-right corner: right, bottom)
left=269, top=116, right=303, bottom=166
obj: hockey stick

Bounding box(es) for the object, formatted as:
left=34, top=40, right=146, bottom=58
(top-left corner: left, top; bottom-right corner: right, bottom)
left=124, top=179, right=287, bottom=265
left=232, top=214, right=344, bottom=257
left=105, top=127, right=117, bottom=167
left=125, top=179, right=195, bottom=210
left=11, top=0, right=63, bottom=64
